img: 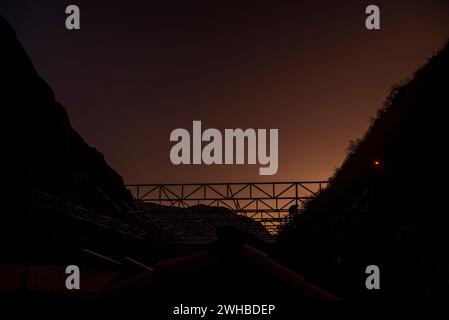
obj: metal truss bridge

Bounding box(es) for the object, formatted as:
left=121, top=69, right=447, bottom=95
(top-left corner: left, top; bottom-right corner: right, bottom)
left=28, top=181, right=329, bottom=244
left=126, top=181, right=329, bottom=235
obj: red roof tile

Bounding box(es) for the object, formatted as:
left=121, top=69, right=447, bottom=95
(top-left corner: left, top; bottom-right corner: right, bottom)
left=0, top=265, right=118, bottom=293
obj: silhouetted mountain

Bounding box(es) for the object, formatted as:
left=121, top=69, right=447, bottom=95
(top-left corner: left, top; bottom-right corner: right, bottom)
left=135, top=203, right=273, bottom=243
left=1, top=17, right=133, bottom=247
left=278, top=40, right=449, bottom=298
left=0, top=17, right=272, bottom=258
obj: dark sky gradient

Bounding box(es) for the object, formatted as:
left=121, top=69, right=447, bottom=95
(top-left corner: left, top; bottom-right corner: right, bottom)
left=2, top=0, right=449, bottom=183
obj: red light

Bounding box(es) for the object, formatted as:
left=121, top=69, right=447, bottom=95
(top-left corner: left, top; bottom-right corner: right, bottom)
left=373, top=160, right=382, bottom=167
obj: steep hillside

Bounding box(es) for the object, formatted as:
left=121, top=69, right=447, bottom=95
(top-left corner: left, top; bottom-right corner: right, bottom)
left=1, top=17, right=133, bottom=244
left=278, top=40, right=449, bottom=298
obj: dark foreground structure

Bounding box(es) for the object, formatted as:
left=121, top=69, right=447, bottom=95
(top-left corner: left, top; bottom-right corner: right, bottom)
left=0, top=228, right=336, bottom=313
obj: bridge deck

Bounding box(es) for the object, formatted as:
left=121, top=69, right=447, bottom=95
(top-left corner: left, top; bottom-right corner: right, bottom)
left=126, top=181, right=329, bottom=236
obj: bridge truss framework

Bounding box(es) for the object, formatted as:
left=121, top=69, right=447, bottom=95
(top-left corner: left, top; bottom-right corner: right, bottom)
left=126, top=181, right=329, bottom=234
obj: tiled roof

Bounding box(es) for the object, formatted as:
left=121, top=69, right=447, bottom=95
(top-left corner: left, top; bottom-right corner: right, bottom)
left=0, top=265, right=118, bottom=293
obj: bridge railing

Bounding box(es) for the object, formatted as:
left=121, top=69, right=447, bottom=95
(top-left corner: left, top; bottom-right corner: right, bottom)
left=126, top=181, right=329, bottom=234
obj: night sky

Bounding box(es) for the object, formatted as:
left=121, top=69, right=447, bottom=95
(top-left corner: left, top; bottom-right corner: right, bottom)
left=2, top=0, right=449, bottom=183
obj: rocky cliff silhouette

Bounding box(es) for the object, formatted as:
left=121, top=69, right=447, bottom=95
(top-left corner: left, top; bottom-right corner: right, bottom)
left=1, top=17, right=133, bottom=247
left=279, top=40, right=449, bottom=298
